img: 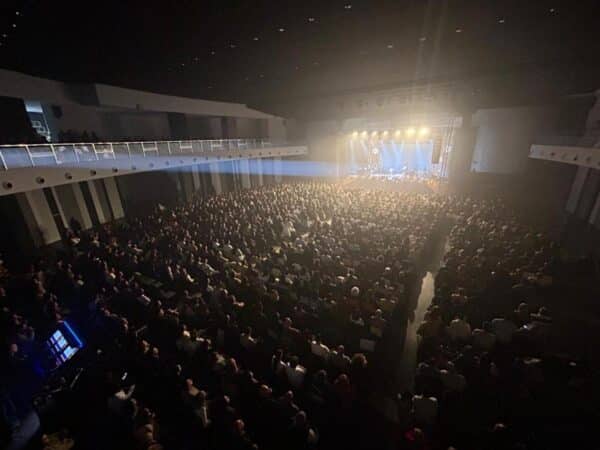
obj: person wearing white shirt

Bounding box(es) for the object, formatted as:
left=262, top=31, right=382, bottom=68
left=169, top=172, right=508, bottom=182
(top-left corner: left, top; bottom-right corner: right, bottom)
left=447, top=316, right=471, bottom=341
left=286, top=356, right=306, bottom=389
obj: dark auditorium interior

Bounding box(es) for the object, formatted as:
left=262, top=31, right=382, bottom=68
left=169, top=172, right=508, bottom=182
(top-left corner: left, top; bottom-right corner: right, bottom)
left=1, top=1, right=600, bottom=449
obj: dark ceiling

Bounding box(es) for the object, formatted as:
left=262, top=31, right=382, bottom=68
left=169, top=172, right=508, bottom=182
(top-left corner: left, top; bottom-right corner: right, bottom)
left=1, top=0, right=599, bottom=111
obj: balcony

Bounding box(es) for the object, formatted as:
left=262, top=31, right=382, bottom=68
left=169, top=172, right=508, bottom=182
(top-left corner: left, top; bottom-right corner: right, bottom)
left=0, top=138, right=307, bottom=195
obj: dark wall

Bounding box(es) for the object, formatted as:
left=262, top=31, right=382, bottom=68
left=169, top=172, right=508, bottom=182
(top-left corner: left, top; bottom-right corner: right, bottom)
left=167, top=112, right=188, bottom=139
left=0, top=195, right=36, bottom=269
left=0, top=96, right=36, bottom=144
left=116, top=170, right=179, bottom=217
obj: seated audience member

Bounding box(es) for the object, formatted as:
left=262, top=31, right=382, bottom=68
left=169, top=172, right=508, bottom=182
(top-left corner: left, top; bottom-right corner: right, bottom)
left=417, top=307, right=443, bottom=339
left=240, top=326, right=257, bottom=350
left=286, top=356, right=307, bottom=389
left=447, top=315, right=472, bottom=341
left=439, top=363, right=466, bottom=393
left=310, top=335, right=331, bottom=361
left=288, top=411, right=319, bottom=449
left=411, top=394, right=438, bottom=426
left=471, top=322, right=496, bottom=351
left=369, top=309, right=387, bottom=337
left=330, top=345, right=351, bottom=372
left=491, top=316, right=518, bottom=344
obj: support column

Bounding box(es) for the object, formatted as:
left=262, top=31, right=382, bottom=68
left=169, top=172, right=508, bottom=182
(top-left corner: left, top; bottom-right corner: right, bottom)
left=17, top=189, right=61, bottom=245
left=192, top=164, right=201, bottom=191
left=240, top=159, right=251, bottom=189
left=590, top=192, right=600, bottom=227
left=274, top=157, right=283, bottom=184
left=87, top=180, right=107, bottom=223
left=566, top=166, right=589, bottom=214
left=103, top=177, right=125, bottom=219
left=210, top=162, right=223, bottom=194
left=54, top=184, right=92, bottom=230
left=50, top=187, right=68, bottom=229
left=257, top=158, right=264, bottom=186
left=72, top=183, right=93, bottom=229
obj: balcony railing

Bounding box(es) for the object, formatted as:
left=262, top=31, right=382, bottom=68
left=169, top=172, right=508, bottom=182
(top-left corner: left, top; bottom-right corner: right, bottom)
left=0, top=138, right=297, bottom=170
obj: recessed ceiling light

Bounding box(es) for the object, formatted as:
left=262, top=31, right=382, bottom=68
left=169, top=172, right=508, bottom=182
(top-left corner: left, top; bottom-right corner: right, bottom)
left=498, top=18, right=505, bottom=24
left=12, top=24, right=17, bottom=28
left=2, top=34, right=6, bottom=38
left=278, top=28, right=285, bottom=32
left=455, top=28, right=462, bottom=33
left=253, top=36, right=259, bottom=41
left=15, top=11, right=20, bottom=16
left=549, top=8, right=556, bottom=13
left=308, top=17, right=316, bottom=23
left=344, top=4, right=352, bottom=9
left=181, top=63, right=185, bottom=67
left=210, top=51, right=216, bottom=55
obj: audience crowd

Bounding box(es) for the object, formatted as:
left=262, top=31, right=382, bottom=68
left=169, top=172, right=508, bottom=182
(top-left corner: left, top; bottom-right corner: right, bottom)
left=0, top=182, right=596, bottom=450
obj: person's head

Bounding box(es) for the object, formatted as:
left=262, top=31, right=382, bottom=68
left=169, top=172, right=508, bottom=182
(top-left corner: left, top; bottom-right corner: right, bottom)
left=294, top=410, right=308, bottom=427
left=352, top=353, right=368, bottom=368
left=234, top=419, right=245, bottom=434
left=315, top=369, right=327, bottom=383
left=283, top=390, right=294, bottom=403
left=259, top=384, right=272, bottom=399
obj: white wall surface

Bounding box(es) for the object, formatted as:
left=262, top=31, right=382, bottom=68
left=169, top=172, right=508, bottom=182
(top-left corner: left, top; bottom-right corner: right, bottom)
left=0, top=69, right=73, bottom=105
left=95, top=84, right=275, bottom=119
left=471, top=107, right=557, bottom=174
left=109, top=112, right=171, bottom=140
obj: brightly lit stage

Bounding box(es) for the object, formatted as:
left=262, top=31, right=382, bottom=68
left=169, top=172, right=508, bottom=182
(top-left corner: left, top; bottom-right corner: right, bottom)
left=340, top=120, right=460, bottom=179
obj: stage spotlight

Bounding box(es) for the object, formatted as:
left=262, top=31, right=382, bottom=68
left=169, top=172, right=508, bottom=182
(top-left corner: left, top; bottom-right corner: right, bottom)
left=405, top=127, right=416, bottom=137
left=419, top=127, right=430, bottom=137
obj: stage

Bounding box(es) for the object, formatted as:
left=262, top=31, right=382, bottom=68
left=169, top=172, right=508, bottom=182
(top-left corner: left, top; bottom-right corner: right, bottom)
left=338, top=120, right=460, bottom=180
